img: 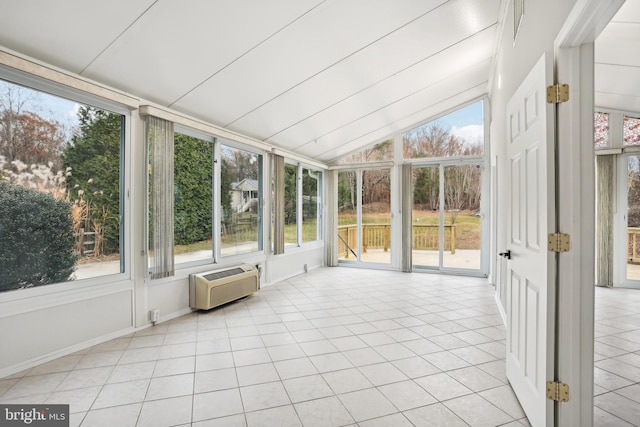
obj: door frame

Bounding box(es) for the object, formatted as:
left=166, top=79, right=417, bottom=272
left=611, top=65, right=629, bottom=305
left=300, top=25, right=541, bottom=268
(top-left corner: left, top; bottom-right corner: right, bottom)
left=554, top=1, right=624, bottom=425
left=337, top=167, right=394, bottom=268
left=616, top=153, right=640, bottom=288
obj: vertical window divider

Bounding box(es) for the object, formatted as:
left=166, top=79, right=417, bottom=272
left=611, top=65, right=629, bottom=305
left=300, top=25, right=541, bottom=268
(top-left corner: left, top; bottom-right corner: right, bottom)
left=296, top=164, right=303, bottom=246
left=213, top=142, right=222, bottom=261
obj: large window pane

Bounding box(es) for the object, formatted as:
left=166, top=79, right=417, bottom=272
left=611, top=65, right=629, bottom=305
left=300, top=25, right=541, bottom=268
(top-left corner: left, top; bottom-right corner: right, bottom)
left=338, top=171, right=357, bottom=261
left=174, top=132, right=213, bottom=264
left=337, top=139, right=393, bottom=164
left=0, top=79, right=123, bottom=292
left=412, top=166, right=440, bottom=268
left=443, top=164, right=482, bottom=270
left=594, top=112, right=609, bottom=149
left=220, top=145, right=261, bottom=256
left=627, top=156, right=640, bottom=280
left=623, top=115, right=640, bottom=146
left=403, top=101, right=484, bottom=159
left=302, top=168, right=321, bottom=242
left=361, top=169, right=391, bottom=264
left=284, top=163, right=297, bottom=246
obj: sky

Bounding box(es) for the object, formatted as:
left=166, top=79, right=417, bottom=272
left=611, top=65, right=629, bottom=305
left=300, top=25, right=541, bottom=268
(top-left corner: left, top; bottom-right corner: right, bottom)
left=0, top=79, right=80, bottom=131
left=437, top=100, right=484, bottom=144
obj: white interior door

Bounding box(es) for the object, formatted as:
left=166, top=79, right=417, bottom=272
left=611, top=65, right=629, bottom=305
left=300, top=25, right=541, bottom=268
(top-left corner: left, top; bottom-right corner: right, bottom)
left=505, top=54, right=556, bottom=427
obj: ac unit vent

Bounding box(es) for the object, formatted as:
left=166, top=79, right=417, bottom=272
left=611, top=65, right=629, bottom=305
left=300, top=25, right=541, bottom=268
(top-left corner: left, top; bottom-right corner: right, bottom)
left=189, top=264, right=259, bottom=310
left=203, top=267, right=244, bottom=281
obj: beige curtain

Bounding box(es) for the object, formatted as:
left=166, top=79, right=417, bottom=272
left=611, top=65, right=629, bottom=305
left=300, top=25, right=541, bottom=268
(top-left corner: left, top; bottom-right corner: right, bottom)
left=147, top=116, right=175, bottom=279
left=401, top=164, right=413, bottom=272
left=273, top=154, right=285, bottom=255
left=325, top=170, right=338, bottom=266
left=596, top=154, right=614, bottom=287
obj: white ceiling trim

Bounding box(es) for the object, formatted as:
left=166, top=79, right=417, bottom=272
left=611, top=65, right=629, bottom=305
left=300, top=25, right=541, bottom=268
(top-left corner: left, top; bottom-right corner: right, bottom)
left=0, top=47, right=139, bottom=108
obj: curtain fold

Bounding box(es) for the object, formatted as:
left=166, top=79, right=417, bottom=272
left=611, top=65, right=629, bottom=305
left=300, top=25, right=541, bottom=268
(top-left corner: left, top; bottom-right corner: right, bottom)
left=147, top=116, right=175, bottom=279
left=596, top=155, right=614, bottom=287
left=325, top=170, right=338, bottom=266
left=273, top=154, right=285, bottom=255
left=401, top=164, right=413, bottom=272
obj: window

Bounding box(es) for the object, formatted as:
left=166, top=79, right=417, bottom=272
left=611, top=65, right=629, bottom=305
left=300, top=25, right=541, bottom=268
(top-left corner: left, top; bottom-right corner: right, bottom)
left=302, top=168, right=321, bottom=242
left=337, top=139, right=393, bottom=164
left=403, top=100, right=484, bottom=159
left=174, top=131, right=213, bottom=264
left=0, top=78, right=124, bottom=292
left=594, top=111, right=610, bottom=149
left=284, top=163, right=298, bottom=245
left=623, top=115, right=640, bottom=146
left=220, top=144, right=262, bottom=256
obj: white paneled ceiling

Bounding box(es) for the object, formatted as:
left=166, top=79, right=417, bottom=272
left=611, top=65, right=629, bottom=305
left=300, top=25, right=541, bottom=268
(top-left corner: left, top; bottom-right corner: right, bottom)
left=0, top=0, right=504, bottom=163
left=595, top=1, right=640, bottom=113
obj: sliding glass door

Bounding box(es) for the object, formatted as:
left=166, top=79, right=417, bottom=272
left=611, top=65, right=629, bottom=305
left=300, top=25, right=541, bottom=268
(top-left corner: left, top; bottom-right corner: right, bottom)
left=338, top=169, right=391, bottom=266
left=412, top=162, right=483, bottom=272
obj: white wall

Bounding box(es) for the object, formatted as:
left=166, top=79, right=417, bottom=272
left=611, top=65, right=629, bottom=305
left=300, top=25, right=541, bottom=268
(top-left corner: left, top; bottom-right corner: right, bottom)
left=490, top=0, right=578, bottom=310
left=0, top=285, right=135, bottom=376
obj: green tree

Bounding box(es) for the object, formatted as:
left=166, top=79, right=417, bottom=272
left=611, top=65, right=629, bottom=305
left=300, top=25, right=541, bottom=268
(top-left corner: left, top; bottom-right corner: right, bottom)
left=284, top=164, right=297, bottom=225
left=174, top=134, right=212, bottom=245
left=62, top=106, right=122, bottom=254
left=220, top=158, right=232, bottom=220
left=414, top=167, right=439, bottom=210
left=0, top=181, right=76, bottom=291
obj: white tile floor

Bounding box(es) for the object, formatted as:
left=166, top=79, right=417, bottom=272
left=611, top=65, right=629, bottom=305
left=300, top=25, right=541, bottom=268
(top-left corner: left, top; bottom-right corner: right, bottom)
left=7, top=267, right=636, bottom=426
left=593, top=286, right=640, bottom=427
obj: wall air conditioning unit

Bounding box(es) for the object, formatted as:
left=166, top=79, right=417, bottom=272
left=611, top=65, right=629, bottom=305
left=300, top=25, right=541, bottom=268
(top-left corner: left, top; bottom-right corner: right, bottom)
left=189, top=264, right=259, bottom=310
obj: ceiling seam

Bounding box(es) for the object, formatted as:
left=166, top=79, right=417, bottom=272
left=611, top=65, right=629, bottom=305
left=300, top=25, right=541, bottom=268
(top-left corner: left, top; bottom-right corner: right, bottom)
left=291, top=58, right=492, bottom=152
left=222, top=0, right=452, bottom=130
left=313, top=81, right=487, bottom=162
left=79, top=1, right=159, bottom=75
left=263, top=23, right=497, bottom=143
left=167, top=0, right=330, bottom=108
left=594, top=62, right=640, bottom=68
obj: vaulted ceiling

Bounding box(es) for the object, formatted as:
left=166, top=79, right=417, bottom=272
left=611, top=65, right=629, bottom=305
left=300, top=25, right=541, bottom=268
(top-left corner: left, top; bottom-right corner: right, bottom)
left=595, top=0, right=640, bottom=114
left=0, top=0, right=503, bottom=163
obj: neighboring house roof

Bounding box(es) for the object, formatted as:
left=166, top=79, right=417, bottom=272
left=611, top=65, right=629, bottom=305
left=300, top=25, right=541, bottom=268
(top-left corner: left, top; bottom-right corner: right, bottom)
left=230, top=179, right=259, bottom=192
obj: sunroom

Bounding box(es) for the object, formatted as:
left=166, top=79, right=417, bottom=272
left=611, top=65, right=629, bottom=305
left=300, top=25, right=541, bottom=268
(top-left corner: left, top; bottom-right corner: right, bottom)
left=0, top=1, right=638, bottom=426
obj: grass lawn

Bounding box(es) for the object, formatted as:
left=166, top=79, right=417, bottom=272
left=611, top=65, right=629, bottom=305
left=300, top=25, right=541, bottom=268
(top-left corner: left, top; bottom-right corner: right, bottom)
left=172, top=209, right=481, bottom=254
left=338, top=209, right=481, bottom=250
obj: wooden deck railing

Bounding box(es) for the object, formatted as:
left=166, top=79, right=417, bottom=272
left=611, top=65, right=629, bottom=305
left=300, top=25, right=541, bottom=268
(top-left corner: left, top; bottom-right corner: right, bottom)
left=338, top=224, right=456, bottom=259
left=628, top=227, right=640, bottom=263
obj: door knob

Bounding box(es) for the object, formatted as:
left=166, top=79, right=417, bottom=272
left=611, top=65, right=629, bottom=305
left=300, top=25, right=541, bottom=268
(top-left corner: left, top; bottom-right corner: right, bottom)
left=498, top=250, right=511, bottom=259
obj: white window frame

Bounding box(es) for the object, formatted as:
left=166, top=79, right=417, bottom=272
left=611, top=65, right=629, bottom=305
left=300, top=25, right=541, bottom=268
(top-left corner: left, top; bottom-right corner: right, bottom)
left=0, top=66, right=133, bottom=307
left=172, top=125, right=217, bottom=270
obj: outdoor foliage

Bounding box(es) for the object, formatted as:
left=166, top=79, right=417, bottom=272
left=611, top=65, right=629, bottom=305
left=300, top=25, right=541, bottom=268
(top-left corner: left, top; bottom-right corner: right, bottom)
left=174, top=133, right=212, bottom=245
left=284, top=163, right=297, bottom=225
left=0, top=84, right=66, bottom=168
left=63, top=106, right=122, bottom=254
left=628, top=157, right=640, bottom=228
left=0, top=181, right=76, bottom=291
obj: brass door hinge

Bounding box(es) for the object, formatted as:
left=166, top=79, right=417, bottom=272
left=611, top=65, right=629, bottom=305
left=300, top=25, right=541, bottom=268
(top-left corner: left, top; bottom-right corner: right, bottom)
left=547, top=84, right=569, bottom=104
left=548, top=233, right=570, bottom=252
left=547, top=381, right=569, bottom=402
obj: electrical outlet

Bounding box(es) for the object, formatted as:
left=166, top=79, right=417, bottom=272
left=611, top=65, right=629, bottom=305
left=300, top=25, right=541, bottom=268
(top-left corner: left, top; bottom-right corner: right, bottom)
left=150, top=309, right=160, bottom=324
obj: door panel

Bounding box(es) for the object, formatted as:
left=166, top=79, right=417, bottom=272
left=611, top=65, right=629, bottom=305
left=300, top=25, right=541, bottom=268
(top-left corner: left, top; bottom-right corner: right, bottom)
left=361, top=169, right=391, bottom=265
left=338, top=171, right=357, bottom=261
left=505, top=54, right=555, bottom=427
left=443, top=164, right=482, bottom=270
left=412, top=166, right=440, bottom=268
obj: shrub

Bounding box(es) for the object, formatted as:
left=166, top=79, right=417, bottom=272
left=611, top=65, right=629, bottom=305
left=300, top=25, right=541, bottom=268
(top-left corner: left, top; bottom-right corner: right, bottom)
left=0, top=181, right=77, bottom=292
